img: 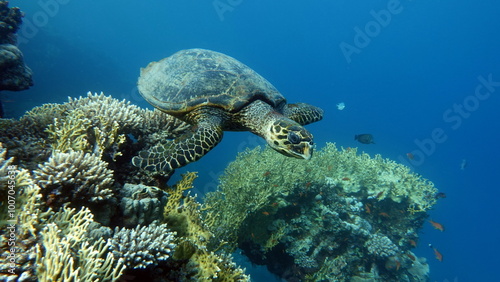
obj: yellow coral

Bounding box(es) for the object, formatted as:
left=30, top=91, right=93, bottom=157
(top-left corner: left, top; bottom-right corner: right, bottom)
left=45, top=109, right=91, bottom=152
left=36, top=207, right=124, bottom=282
left=163, top=172, right=249, bottom=281
left=164, top=172, right=211, bottom=244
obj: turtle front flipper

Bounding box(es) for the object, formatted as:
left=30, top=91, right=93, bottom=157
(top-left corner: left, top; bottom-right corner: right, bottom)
left=283, top=103, right=324, bottom=126
left=132, top=122, right=223, bottom=172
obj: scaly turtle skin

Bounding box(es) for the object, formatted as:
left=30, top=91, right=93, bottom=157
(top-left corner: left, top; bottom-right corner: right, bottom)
left=132, top=48, right=323, bottom=172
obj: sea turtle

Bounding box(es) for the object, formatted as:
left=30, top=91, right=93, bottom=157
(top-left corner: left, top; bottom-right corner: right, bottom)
left=132, top=48, right=323, bottom=172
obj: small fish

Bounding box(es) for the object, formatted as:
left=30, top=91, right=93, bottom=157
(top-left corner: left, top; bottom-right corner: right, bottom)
left=336, top=102, right=345, bottom=110
left=354, top=134, right=375, bottom=144
left=367, top=191, right=384, bottom=200
left=435, top=192, right=446, bottom=199
left=406, top=152, right=414, bottom=160
left=408, top=239, right=417, bottom=247
left=379, top=212, right=390, bottom=218
left=429, top=219, right=445, bottom=231
left=406, top=253, right=416, bottom=261
left=365, top=203, right=371, bottom=214
left=342, top=177, right=351, bottom=181
left=262, top=211, right=270, bottom=216
left=433, top=247, right=443, bottom=262
left=460, top=159, right=467, bottom=170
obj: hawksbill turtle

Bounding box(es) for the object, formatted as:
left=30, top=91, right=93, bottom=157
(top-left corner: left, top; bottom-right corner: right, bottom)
left=132, top=48, right=323, bottom=172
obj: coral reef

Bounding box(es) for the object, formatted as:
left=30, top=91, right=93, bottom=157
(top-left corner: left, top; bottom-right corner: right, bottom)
left=110, top=221, right=176, bottom=269
left=0, top=151, right=123, bottom=281
left=203, top=144, right=435, bottom=281
left=0, top=92, right=189, bottom=176
left=1, top=93, right=440, bottom=281
left=0, top=95, right=250, bottom=281
left=0, top=1, right=33, bottom=92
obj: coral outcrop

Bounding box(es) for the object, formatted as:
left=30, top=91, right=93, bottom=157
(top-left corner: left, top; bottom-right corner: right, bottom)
left=0, top=1, right=33, bottom=92
left=203, top=144, right=435, bottom=281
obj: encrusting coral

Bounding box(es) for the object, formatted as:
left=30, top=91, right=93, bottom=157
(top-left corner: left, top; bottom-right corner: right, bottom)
left=365, top=233, right=399, bottom=258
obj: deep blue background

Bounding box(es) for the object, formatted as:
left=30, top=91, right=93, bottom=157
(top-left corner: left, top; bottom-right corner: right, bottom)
left=4, top=0, right=500, bottom=280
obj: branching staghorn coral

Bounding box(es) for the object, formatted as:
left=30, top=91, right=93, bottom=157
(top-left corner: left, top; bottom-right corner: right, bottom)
left=22, top=103, right=68, bottom=133
left=33, top=150, right=114, bottom=208
left=110, top=221, right=176, bottom=269
left=0, top=143, right=45, bottom=235
left=36, top=207, right=125, bottom=282
left=0, top=143, right=52, bottom=281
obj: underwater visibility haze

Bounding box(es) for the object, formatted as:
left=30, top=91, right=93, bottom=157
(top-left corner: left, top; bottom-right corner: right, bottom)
left=1, top=0, right=500, bottom=281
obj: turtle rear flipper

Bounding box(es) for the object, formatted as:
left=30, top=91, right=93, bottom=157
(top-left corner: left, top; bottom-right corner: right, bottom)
left=283, top=103, right=324, bottom=126
left=132, top=122, right=223, bottom=172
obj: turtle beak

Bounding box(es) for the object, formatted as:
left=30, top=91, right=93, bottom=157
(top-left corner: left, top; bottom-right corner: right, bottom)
left=280, top=141, right=313, bottom=160
left=293, top=142, right=313, bottom=160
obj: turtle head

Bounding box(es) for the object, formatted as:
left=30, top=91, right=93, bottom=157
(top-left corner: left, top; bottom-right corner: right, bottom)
left=266, top=119, right=314, bottom=160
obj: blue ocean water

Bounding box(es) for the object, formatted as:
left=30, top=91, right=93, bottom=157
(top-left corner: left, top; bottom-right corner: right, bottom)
left=4, top=0, right=500, bottom=280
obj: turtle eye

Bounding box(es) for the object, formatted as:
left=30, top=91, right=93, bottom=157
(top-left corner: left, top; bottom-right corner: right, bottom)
left=288, top=132, right=301, bottom=144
